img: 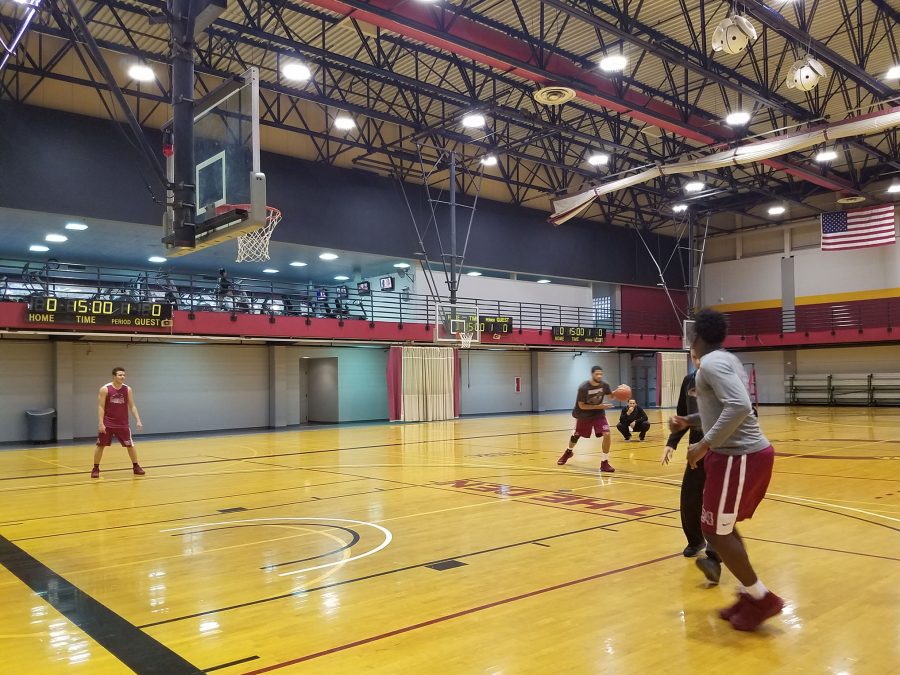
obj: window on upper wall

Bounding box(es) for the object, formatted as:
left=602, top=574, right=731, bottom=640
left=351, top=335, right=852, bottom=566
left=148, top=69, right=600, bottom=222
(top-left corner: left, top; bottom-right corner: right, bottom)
left=593, top=296, right=612, bottom=327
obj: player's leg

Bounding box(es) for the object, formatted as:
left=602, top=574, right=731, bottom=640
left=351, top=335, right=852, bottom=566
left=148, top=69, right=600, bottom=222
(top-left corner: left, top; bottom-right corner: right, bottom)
left=680, top=461, right=706, bottom=557
left=690, top=457, right=722, bottom=583
left=598, top=418, right=614, bottom=472
left=558, top=419, right=589, bottom=465
left=637, top=420, right=650, bottom=441
left=117, top=428, right=145, bottom=475
left=92, top=442, right=106, bottom=478
left=703, top=448, right=781, bottom=630
left=615, top=420, right=631, bottom=441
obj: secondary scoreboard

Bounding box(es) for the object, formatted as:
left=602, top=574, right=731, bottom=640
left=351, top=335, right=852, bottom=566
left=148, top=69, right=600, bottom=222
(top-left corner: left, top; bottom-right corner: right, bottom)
left=551, top=326, right=605, bottom=343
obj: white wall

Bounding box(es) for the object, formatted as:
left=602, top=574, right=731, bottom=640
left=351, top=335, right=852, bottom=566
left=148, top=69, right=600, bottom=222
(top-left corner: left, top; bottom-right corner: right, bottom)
left=795, top=345, right=900, bottom=374
left=459, top=350, right=531, bottom=415
left=732, top=350, right=785, bottom=404
left=290, top=346, right=389, bottom=422
left=0, top=340, right=54, bottom=442
left=532, top=351, right=622, bottom=412
left=702, top=217, right=900, bottom=308
left=415, top=269, right=592, bottom=309
left=70, top=343, right=269, bottom=437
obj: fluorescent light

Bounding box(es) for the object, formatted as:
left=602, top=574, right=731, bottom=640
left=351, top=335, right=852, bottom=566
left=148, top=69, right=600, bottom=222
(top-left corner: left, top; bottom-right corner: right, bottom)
left=65, top=222, right=87, bottom=231
left=128, top=64, right=155, bottom=82
left=672, top=203, right=688, bottom=213
left=281, top=62, right=311, bottom=82
left=587, top=152, right=610, bottom=166
left=816, top=149, right=838, bottom=162
left=45, top=234, right=67, bottom=243
left=480, top=155, right=498, bottom=166
left=767, top=205, right=786, bottom=216
left=29, top=245, right=49, bottom=252
left=319, top=253, right=339, bottom=260
left=684, top=181, right=705, bottom=193
left=461, top=113, right=486, bottom=128
left=262, top=268, right=279, bottom=274
left=886, top=65, right=900, bottom=79
left=599, top=54, right=627, bottom=72
left=725, top=111, right=751, bottom=126
left=887, top=183, right=900, bottom=194
left=148, top=256, right=167, bottom=263
left=536, top=278, right=552, bottom=284
left=333, top=116, right=356, bottom=130
left=393, top=263, right=411, bottom=269
left=466, top=271, right=483, bottom=276
left=289, top=261, right=308, bottom=267
left=334, top=275, right=350, bottom=281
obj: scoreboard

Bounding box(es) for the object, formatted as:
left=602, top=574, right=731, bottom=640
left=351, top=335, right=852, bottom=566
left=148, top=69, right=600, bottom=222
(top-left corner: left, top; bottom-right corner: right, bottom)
left=479, top=316, right=513, bottom=334
left=25, top=297, right=174, bottom=327
left=551, top=326, right=605, bottom=343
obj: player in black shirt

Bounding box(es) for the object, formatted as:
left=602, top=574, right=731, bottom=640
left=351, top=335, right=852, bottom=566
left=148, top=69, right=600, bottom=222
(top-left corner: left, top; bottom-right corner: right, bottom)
left=617, top=400, right=650, bottom=441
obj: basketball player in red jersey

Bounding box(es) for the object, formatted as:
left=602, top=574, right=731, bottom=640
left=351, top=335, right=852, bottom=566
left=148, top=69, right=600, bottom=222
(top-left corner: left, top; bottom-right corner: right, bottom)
left=557, top=365, right=617, bottom=472
left=91, top=367, right=145, bottom=478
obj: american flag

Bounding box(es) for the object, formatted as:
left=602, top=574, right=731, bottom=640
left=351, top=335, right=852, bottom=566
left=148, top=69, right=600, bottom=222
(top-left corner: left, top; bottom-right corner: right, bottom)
left=820, top=204, right=897, bottom=251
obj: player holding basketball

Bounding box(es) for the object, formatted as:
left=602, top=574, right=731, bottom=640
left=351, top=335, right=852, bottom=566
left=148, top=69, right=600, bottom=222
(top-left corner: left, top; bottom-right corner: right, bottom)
left=670, top=309, right=782, bottom=630
left=558, top=365, right=618, bottom=473
left=91, top=367, right=145, bottom=478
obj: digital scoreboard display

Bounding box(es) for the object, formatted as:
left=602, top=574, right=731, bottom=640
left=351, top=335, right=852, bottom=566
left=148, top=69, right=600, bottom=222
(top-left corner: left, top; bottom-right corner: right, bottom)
left=26, top=297, right=174, bottom=327
left=480, top=316, right=513, bottom=334
left=551, top=326, right=605, bottom=343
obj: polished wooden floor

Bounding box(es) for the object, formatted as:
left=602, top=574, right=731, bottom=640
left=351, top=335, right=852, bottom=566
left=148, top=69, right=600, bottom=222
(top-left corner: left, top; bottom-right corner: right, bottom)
left=1, top=407, right=898, bottom=674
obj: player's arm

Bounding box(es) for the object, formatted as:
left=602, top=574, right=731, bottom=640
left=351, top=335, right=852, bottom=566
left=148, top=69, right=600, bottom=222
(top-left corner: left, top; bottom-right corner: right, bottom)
left=129, top=388, right=143, bottom=430
left=637, top=406, right=649, bottom=423
left=97, top=386, right=107, bottom=433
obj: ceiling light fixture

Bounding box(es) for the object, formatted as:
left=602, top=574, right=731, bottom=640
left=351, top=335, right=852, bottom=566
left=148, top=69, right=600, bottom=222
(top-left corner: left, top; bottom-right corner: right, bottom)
left=599, top=54, right=627, bottom=72
left=711, top=14, right=757, bottom=55
left=289, top=261, right=308, bottom=267
left=333, top=116, right=356, bottom=130
left=393, top=263, right=411, bottom=269
left=886, top=65, right=900, bottom=80
left=587, top=152, right=610, bottom=166
left=466, top=271, right=483, bottom=277
left=29, top=245, right=49, bottom=252
left=480, top=155, right=498, bottom=166
left=334, top=275, right=350, bottom=281
left=672, top=203, right=688, bottom=213
left=887, top=183, right=900, bottom=194
left=725, top=111, right=751, bottom=126
left=816, top=149, right=838, bottom=163
left=319, top=253, right=339, bottom=260
left=148, top=256, right=167, bottom=263
left=45, top=234, right=68, bottom=243
left=684, top=181, right=705, bottom=193
left=262, top=268, right=279, bottom=274
left=461, top=113, right=486, bottom=128
left=281, top=62, right=311, bottom=82
left=536, top=278, right=552, bottom=284
left=767, top=205, right=786, bottom=216
left=65, top=222, right=88, bottom=231
left=128, top=63, right=155, bottom=82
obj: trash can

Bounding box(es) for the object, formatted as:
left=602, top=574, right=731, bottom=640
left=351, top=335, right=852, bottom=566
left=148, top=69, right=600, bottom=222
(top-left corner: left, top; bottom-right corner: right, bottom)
left=25, top=408, right=56, bottom=443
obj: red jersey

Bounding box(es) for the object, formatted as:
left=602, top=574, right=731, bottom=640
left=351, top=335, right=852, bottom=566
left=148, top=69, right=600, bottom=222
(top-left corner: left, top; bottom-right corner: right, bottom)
left=103, top=384, right=130, bottom=427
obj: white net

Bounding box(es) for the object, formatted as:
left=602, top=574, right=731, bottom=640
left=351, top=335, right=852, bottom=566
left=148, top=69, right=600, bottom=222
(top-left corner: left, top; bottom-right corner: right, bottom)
left=236, top=207, right=282, bottom=263
left=458, top=331, right=475, bottom=349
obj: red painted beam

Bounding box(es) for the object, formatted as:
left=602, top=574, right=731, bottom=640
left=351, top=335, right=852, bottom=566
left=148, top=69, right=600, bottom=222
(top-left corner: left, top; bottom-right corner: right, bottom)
left=303, top=0, right=854, bottom=193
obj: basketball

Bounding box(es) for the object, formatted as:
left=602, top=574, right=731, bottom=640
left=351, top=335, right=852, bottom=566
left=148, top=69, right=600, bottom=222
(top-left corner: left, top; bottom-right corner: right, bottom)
left=612, top=384, right=632, bottom=401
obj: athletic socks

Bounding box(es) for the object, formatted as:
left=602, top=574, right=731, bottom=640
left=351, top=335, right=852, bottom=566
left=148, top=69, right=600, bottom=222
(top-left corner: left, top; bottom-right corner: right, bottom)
left=600, top=453, right=610, bottom=462
left=746, top=580, right=768, bottom=601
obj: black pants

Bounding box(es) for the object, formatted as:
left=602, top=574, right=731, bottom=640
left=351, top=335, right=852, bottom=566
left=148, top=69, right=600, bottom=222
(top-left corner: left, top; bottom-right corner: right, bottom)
left=680, top=454, right=720, bottom=561
left=616, top=419, right=650, bottom=440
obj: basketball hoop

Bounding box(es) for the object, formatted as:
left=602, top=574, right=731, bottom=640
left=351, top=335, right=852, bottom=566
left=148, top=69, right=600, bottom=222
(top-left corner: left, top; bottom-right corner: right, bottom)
left=215, top=204, right=282, bottom=262
left=457, top=331, right=475, bottom=349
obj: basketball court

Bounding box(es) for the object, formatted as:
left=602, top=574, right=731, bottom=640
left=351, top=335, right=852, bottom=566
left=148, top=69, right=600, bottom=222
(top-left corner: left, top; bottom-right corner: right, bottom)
left=2, top=0, right=900, bottom=673
left=0, top=408, right=897, bottom=672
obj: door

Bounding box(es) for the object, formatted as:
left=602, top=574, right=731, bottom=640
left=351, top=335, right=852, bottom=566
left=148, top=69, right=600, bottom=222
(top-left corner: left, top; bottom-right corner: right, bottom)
left=307, top=357, right=339, bottom=423
left=298, top=359, right=309, bottom=424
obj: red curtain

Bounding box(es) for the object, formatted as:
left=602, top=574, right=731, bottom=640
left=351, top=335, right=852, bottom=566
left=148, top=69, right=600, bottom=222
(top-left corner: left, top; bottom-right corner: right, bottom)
left=387, top=346, right=403, bottom=421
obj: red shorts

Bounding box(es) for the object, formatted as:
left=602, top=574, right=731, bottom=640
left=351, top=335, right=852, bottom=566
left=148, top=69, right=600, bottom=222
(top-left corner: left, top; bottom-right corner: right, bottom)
left=574, top=416, right=610, bottom=438
left=701, top=446, right=774, bottom=535
left=98, top=427, right=133, bottom=447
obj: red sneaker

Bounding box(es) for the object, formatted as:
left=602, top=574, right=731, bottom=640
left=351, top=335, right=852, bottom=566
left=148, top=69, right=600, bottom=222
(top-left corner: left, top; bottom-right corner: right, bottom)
left=90, top=467, right=100, bottom=479
left=729, top=592, right=784, bottom=631
left=600, top=460, right=615, bottom=473
left=718, top=592, right=750, bottom=620
left=557, top=449, right=574, bottom=465
left=133, top=465, right=146, bottom=476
